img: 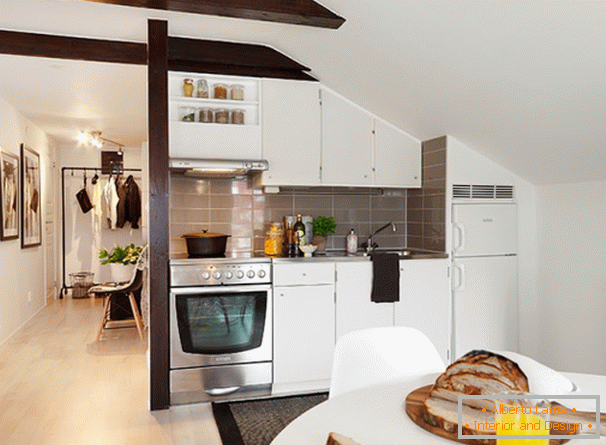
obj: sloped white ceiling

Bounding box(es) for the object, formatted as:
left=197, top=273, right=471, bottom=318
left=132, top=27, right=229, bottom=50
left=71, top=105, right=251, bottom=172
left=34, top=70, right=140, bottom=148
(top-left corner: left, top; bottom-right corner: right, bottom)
left=0, top=0, right=605, bottom=184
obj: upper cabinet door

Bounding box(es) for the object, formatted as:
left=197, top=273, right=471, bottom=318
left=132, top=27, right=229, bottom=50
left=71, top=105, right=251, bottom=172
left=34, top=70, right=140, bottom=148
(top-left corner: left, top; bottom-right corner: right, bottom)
left=321, top=88, right=373, bottom=186
left=373, top=119, right=421, bottom=188
left=261, top=79, right=322, bottom=186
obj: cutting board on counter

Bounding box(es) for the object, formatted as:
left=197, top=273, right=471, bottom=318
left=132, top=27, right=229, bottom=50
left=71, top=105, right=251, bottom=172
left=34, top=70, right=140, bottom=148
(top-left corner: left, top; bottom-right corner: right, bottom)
left=405, top=385, right=579, bottom=445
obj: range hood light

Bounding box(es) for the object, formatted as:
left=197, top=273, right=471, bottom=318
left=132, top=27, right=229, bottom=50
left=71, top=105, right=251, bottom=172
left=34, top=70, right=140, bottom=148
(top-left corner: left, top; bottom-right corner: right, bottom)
left=170, top=159, right=268, bottom=177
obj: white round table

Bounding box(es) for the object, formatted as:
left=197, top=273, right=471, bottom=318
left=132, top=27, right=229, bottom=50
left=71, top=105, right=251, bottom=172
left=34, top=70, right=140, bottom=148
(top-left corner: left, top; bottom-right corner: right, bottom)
left=271, top=372, right=606, bottom=445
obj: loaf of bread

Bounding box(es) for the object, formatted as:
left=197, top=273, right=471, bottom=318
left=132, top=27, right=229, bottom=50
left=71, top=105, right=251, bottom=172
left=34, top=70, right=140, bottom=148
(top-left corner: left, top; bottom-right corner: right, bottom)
left=326, top=432, right=361, bottom=445
left=423, top=350, right=529, bottom=442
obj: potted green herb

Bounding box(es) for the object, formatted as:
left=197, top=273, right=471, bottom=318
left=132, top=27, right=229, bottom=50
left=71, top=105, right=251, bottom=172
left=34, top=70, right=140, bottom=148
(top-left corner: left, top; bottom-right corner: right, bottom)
left=312, top=216, right=336, bottom=253
left=99, top=244, right=143, bottom=282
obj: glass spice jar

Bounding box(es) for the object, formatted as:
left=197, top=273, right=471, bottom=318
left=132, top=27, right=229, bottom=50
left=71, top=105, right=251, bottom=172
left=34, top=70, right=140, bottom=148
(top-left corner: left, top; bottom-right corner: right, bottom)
left=231, top=109, right=245, bottom=125
left=179, top=106, right=196, bottom=122
left=182, top=78, right=194, bottom=97
left=230, top=84, right=244, bottom=101
left=196, top=79, right=209, bottom=98
left=198, top=107, right=213, bottom=123
left=213, top=83, right=228, bottom=99
left=215, top=108, right=229, bottom=124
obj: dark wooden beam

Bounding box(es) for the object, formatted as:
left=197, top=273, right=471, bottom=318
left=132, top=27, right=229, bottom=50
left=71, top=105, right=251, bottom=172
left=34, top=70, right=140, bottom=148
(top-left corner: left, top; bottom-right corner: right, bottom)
left=168, top=61, right=316, bottom=81
left=77, top=0, right=345, bottom=29
left=0, top=29, right=146, bottom=64
left=168, top=37, right=316, bottom=80
left=147, top=18, right=170, bottom=411
left=168, top=37, right=310, bottom=71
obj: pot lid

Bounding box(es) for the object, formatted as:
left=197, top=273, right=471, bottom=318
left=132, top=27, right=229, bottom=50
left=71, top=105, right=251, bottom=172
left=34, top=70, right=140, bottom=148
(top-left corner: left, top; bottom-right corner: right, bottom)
left=182, top=232, right=230, bottom=238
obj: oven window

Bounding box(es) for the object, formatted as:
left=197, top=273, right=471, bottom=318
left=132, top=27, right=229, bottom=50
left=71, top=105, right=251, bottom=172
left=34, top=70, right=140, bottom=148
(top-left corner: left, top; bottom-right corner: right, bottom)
left=175, top=291, right=267, bottom=354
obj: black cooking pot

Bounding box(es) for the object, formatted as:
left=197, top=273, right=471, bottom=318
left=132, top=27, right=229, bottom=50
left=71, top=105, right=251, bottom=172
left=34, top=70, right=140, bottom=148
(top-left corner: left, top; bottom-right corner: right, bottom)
left=182, top=230, right=230, bottom=257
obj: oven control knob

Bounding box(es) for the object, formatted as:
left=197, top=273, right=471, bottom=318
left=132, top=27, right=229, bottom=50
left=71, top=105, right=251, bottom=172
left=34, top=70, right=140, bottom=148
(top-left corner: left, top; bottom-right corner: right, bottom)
left=236, top=270, right=245, bottom=279
left=225, top=271, right=233, bottom=279
left=213, top=271, right=222, bottom=279
left=202, top=272, right=211, bottom=280
left=257, top=270, right=266, bottom=278
left=247, top=270, right=255, bottom=278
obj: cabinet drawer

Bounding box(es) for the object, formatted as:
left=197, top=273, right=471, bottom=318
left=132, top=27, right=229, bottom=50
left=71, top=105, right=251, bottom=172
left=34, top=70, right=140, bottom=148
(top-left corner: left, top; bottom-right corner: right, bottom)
left=273, top=263, right=334, bottom=286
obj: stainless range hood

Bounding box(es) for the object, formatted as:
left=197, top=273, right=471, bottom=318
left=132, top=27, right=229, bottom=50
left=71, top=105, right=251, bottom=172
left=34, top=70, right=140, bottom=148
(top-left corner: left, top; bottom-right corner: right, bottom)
left=169, top=158, right=269, bottom=178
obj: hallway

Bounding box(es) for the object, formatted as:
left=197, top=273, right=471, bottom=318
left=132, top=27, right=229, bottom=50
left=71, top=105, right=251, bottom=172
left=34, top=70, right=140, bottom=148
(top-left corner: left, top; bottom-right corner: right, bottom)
left=0, top=297, right=222, bottom=445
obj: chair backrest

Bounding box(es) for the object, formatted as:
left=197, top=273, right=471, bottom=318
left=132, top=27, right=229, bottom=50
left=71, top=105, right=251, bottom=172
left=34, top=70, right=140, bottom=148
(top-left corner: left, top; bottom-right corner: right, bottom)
left=119, top=245, right=148, bottom=293
left=329, top=326, right=445, bottom=399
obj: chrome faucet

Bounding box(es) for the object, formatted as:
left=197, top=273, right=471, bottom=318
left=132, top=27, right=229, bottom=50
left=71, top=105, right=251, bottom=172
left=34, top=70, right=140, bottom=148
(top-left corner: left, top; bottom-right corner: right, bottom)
left=363, top=222, right=397, bottom=254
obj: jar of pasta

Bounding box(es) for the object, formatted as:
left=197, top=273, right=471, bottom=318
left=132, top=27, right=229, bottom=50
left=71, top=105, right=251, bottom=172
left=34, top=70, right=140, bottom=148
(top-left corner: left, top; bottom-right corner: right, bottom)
left=264, top=222, right=284, bottom=257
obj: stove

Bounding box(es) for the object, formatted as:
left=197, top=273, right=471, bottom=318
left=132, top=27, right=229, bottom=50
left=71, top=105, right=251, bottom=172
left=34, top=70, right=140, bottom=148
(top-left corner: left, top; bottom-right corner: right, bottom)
left=169, top=253, right=273, bottom=405
left=170, top=256, right=271, bottom=287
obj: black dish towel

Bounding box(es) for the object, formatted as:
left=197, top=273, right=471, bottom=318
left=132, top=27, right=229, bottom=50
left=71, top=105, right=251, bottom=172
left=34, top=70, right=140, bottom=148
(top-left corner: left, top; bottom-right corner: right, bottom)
left=370, top=253, right=400, bottom=303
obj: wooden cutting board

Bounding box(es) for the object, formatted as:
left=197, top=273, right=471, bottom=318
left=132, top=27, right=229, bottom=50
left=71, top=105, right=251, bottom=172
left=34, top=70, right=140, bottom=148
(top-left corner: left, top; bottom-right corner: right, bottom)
left=405, top=385, right=576, bottom=445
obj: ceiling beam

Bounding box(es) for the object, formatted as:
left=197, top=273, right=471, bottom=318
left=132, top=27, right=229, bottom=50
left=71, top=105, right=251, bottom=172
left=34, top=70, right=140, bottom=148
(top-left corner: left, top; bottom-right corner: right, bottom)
left=168, top=36, right=316, bottom=80
left=76, top=0, right=345, bottom=29
left=0, top=29, right=147, bottom=64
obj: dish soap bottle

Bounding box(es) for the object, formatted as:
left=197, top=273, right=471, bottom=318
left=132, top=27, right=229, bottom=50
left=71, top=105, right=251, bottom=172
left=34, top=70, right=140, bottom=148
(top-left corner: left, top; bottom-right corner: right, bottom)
left=347, top=229, right=358, bottom=255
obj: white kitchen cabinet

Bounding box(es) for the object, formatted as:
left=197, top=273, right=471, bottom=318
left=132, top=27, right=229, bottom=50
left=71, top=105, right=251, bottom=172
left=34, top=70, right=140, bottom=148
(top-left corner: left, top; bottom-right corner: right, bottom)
left=273, top=262, right=336, bottom=394
left=395, top=259, right=451, bottom=364
left=261, top=79, right=322, bottom=186
left=335, top=262, right=394, bottom=340
left=373, top=118, right=421, bottom=188
left=168, top=72, right=262, bottom=160
left=321, top=88, right=374, bottom=186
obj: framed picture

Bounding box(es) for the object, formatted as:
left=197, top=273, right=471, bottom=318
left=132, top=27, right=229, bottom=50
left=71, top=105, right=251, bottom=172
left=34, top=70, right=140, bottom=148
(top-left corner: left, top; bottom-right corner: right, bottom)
left=0, top=150, right=19, bottom=241
left=20, top=144, right=41, bottom=248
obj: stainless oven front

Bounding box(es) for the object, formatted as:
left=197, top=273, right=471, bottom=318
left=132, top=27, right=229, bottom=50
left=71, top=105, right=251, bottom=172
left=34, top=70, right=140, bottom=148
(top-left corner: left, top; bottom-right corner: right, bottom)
left=170, top=284, right=272, bottom=404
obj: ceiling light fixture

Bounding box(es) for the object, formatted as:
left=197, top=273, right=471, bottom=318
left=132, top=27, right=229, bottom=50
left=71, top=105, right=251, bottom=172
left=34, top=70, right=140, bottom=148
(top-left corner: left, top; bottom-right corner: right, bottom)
left=77, top=131, right=124, bottom=153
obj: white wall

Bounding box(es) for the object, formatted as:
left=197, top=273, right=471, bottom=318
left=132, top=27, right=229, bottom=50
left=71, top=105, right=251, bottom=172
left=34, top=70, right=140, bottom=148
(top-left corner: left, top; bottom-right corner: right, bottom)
left=57, top=144, right=145, bottom=287
left=536, top=180, right=606, bottom=374
left=0, top=95, right=56, bottom=345
left=446, top=136, right=539, bottom=359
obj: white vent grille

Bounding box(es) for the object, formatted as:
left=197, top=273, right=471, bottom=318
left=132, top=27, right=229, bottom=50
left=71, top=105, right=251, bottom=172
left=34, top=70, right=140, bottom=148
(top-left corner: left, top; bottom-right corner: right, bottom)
left=453, top=184, right=471, bottom=199
left=452, top=184, right=514, bottom=201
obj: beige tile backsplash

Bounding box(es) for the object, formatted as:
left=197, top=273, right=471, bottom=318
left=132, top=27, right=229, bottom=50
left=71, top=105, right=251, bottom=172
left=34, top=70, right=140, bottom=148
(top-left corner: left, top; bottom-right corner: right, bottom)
left=170, top=174, right=408, bottom=255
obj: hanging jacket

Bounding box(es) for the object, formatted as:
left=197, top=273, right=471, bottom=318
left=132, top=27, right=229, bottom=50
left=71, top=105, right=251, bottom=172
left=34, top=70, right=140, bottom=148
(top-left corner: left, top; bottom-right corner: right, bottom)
left=116, top=175, right=142, bottom=229
left=126, top=175, right=141, bottom=229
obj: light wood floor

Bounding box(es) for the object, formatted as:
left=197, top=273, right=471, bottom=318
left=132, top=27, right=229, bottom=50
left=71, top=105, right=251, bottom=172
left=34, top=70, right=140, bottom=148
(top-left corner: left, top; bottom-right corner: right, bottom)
left=0, top=297, right=223, bottom=445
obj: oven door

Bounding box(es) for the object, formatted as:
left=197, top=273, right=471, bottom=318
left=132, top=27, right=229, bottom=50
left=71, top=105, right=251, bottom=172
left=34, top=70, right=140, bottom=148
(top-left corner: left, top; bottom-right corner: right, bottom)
left=170, top=285, right=272, bottom=369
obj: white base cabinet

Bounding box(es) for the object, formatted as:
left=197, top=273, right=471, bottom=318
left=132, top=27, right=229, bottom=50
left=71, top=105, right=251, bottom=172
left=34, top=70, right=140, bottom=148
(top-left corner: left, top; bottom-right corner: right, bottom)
left=335, top=262, right=394, bottom=340
left=273, top=263, right=335, bottom=394
left=395, top=259, right=451, bottom=364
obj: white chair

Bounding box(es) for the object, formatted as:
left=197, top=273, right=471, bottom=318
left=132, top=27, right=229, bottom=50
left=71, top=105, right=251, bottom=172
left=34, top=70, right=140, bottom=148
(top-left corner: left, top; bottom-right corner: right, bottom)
left=329, top=326, right=445, bottom=399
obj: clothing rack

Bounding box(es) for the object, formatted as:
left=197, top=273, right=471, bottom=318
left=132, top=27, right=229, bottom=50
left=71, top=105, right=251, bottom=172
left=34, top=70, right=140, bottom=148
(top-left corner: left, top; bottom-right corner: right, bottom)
left=60, top=166, right=142, bottom=298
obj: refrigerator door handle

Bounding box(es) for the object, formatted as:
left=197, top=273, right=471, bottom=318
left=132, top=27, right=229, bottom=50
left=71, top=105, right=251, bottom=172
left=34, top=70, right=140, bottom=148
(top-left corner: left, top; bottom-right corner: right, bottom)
left=452, top=222, right=465, bottom=253
left=452, top=262, right=465, bottom=292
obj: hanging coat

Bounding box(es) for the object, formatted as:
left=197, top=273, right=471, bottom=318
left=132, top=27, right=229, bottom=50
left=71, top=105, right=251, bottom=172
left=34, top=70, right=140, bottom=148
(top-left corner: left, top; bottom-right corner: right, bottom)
left=126, top=176, right=141, bottom=229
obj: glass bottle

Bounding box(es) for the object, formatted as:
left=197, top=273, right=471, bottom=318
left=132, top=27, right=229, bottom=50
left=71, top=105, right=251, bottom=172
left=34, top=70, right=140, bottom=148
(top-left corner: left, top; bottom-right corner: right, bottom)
left=294, top=214, right=306, bottom=257
left=347, top=228, right=358, bottom=255
left=284, top=217, right=297, bottom=258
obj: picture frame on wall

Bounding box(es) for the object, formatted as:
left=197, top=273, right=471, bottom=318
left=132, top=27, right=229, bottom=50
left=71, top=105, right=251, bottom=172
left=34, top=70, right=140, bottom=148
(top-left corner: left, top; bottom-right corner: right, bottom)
left=20, top=144, right=41, bottom=248
left=0, top=150, right=19, bottom=241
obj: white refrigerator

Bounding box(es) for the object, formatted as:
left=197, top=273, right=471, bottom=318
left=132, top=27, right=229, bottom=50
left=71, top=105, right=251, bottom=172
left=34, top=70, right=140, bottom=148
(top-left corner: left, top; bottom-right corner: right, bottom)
left=451, top=202, right=518, bottom=360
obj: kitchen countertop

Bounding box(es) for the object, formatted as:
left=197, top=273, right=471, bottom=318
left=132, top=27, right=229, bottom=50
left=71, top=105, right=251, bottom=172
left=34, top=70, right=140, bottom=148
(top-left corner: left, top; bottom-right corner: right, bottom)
left=272, top=248, right=448, bottom=262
